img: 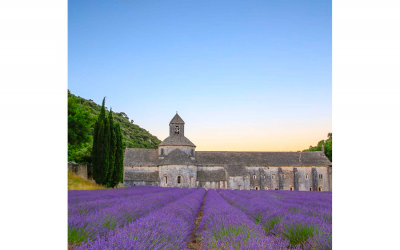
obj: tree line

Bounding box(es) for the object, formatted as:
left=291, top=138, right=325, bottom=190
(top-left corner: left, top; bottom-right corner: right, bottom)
left=304, top=133, right=332, bottom=162
left=92, top=98, right=124, bottom=187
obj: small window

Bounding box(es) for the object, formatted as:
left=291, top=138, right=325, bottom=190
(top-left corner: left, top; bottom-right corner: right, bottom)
left=238, top=185, right=241, bottom=190
left=283, top=174, right=286, bottom=179
left=177, top=176, right=181, bottom=184
left=190, top=176, right=193, bottom=184
left=319, top=174, right=323, bottom=180
left=306, top=174, right=309, bottom=179
left=309, top=186, right=313, bottom=191
left=255, top=186, right=260, bottom=190
left=161, top=148, right=164, bottom=155
left=275, top=188, right=278, bottom=190
left=263, top=175, right=266, bottom=179
left=191, top=149, right=194, bottom=156
left=253, top=174, right=256, bottom=179
left=272, top=174, right=275, bottom=179
left=318, top=186, right=322, bottom=191
left=290, top=186, right=294, bottom=191
left=164, top=176, right=167, bottom=184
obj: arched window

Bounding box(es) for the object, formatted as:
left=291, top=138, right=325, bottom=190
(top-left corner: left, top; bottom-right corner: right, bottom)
left=161, top=148, right=164, bottom=155
left=309, top=186, right=313, bottom=191
left=164, top=176, right=167, bottom=184
left=255, top=186, right=260, bottom=190
left=306, top=174, right=309, bottom=179
left=290, top=186, right=294, bottom=191
left=190, top=176, right=193, bottom=184
left=272, top=174, right=275, bottom=179
left=238, top=185, right=242, bottom=190
left=177, top=176, right=181, bottom=184
left=265, top=186, right=269, bottom=190
left=318, top=186, right=322, bottom=191
left=253, top=174, right=256, bottom=179
left=174, top=125, right=180, bottom=134
left=283, top=174, right=286, bottom=179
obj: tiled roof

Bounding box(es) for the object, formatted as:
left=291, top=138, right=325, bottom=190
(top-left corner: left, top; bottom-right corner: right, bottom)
left=158, top=148, right=195, bottom=165
left=197, top=169, right=226, bottom=181
left=170, top=113, right=185, bottom=124
left=158, top=134, right=196, bottom=147
left=124, top=148, right=158, bottom=166
left=195, top=151, right=331, bottom=167
left=123, top=149, right=332, bottom=167
left=124, top=170, right=159, bottom=182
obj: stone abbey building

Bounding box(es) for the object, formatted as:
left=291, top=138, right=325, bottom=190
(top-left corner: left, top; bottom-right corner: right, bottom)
left=123, top=114, right=332, bottom=191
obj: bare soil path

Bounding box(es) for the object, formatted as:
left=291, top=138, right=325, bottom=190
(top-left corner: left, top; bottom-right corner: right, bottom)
left=187, top=192, right=207, bottom=250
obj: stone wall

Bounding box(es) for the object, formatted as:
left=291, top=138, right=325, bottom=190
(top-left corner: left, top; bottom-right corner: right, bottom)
left=159, top=165, right=197, bottom=188
left=122, top=164, right=332, bottom=191
left=124, top=180, right=159, bottom=187
left=124, top=166, right=159, bottom=187
left=241, top=166, right=331, bottom=191
left=68, top=162, right=88, bottom=179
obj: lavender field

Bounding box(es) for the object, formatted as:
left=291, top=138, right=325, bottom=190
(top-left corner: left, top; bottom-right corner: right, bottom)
left=69, top=187, right=332, bottom=250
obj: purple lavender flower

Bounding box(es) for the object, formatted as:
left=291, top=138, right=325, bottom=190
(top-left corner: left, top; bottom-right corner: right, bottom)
left=75, top=188, right=206, bottom=250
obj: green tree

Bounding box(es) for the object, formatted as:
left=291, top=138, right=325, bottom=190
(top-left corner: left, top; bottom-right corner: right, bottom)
left=92, top=98, right=110, bottom=185
left=68, top=92, right=95, bottom=163
left=304, top=133, right=332, bottom=162
left=111, top=123, right=125, bottom=188
left=106, top=109, right=116, bottom=187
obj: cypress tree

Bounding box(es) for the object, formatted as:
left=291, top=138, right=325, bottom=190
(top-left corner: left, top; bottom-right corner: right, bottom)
left=106, top=108, right=116, bottom=187
left=92, top=97, right=110, bottom=185
left=112, top=123, right=124, bottom=187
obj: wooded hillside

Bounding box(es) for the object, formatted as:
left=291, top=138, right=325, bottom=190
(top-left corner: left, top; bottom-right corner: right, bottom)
left=68, top=90, right=161, bottom=164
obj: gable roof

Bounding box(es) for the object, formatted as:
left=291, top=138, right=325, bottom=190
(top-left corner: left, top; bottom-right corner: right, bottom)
left=124, top=148, right=158, bottom=165
left=158, top=134, right=196, bottom=147
left=170, top=113, right=185, bottom=124
left=195, top=151, right=331, bottom=167
left=123, top=149, right=332, bottom=167
left=158, top=148, right=194, bottom=165
left=124, top=171, right=159, bottom=182
left=197, top=169, right=226, bottom=181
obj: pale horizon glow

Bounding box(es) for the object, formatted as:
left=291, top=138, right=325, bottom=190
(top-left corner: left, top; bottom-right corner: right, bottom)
left=69, top=0, right=332, bottom=151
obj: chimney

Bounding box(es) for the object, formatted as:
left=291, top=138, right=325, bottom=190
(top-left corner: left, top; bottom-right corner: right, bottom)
left=321, top=144, right=325, bottom=153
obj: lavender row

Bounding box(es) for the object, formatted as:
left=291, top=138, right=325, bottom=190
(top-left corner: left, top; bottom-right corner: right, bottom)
left=69, top=186, right=167, bottom=205
left=228, top=190, right=332, bottom=223
left=75, top=188, right=207, bottom=250
left=69, top=187, right=175, bottom=216
left=219, top=189, right=332, bottom=249
left=68, top=187, right=194, bottom=245
left=198, top=189, right=289, bottom=250
left=238, top=190, right=332, bottom=209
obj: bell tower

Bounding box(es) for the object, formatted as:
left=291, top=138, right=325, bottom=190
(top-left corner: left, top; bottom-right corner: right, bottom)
left=169, top=112, right=185, bottom=136
left=158, top=112, right=196, bottom=157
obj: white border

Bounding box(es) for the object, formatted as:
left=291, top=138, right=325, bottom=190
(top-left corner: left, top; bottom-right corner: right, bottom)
left=0, top=0, right=67, bottom=248
left=1, top=0, right=400, bottom=248
left=333, top=0, right=400, bottom=248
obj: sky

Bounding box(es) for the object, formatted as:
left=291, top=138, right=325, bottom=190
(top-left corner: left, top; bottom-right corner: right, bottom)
left=69, top=0, right=332, bottom=151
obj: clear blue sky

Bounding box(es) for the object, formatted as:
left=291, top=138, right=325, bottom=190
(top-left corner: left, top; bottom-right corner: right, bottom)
left=69, top=0, right=332, bottom=151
